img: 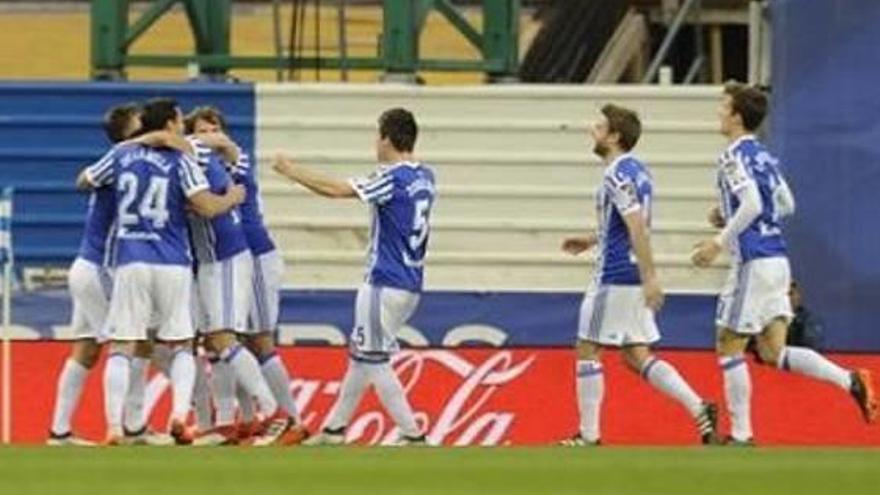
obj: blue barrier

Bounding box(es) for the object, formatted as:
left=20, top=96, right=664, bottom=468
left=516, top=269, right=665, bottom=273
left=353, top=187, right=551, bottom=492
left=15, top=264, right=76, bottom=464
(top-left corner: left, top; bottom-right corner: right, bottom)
left=770, top=0, right=880, bottom=355
left=9, top=289, right=880, bottom=352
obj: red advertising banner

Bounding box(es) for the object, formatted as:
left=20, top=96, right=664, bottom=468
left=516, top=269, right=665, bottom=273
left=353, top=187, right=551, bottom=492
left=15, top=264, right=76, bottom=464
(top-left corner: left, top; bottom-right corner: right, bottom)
left=4, top=342, right=880, bottom=445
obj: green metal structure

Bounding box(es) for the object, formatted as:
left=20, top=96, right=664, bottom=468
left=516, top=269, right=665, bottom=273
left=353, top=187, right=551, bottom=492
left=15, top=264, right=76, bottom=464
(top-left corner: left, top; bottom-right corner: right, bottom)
left=91, top=0, right=520, bottom=81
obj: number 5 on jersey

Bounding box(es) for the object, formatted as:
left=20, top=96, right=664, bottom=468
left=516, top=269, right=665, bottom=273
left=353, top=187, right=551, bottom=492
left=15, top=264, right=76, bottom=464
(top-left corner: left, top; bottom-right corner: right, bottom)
left=409, top=199, right=431, bottom=251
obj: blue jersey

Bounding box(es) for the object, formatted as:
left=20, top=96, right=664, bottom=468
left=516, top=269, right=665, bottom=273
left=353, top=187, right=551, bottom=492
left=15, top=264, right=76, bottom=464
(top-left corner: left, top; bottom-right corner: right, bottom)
left=187, top=136, right=249, bottom=263
left=350, top=162, right=436, bottom=292
left=717, top=135, right=789, bottom=262
left=229, top=147, right=276, bottom=255
left=85, top=143, right=209, bottom=267
left=76, top=172, right=117, bottom=267
left=594, top=154, right=653, bottom=286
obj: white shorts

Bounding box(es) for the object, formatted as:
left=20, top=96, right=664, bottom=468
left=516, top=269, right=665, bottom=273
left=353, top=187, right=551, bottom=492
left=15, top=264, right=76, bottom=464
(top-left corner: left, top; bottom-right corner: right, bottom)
left=245, top=249, right=284, bottom=334
left=104, top=263, right=194, bottom=342
left=716, top=257, right=793, bottom=335
left=577, top=283, right=660, bottom=347
left=190, top=282, right=206, bottom=333
left=350, top=284, right=420, bottom=360
left=196, top=250, right=253, bottom=333
left=68, top=257, right=112, bottom=340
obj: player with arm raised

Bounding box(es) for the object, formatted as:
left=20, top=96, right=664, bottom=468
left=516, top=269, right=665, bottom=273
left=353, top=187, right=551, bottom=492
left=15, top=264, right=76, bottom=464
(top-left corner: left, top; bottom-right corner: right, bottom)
left=274, top=108, right=434, bottom=446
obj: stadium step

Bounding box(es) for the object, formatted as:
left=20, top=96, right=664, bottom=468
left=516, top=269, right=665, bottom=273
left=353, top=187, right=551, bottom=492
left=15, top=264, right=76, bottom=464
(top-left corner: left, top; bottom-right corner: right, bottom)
left=256, top=84, right=725, bottom=122
left=260, top=183, right=718, bottom=222
left=265, top=217, right=715, bottom=255
left=278, top=249, right=728, bottom=291
left=255, top=150, right=718, bottom=189
left=258, top=116, right=724, bottom=156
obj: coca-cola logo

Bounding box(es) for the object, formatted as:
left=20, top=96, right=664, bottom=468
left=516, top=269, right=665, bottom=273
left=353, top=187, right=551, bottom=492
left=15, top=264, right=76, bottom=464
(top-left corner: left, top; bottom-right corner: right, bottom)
left=10, top=343, right=879, bottom=445
left=297, top=350, right=536, bottom=446
left=143, top=349, right=536, bottom=446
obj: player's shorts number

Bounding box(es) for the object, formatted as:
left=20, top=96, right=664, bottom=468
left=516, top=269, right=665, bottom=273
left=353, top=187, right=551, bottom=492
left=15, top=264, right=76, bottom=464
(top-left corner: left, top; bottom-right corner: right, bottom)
left=353, top=325, right=365, bottom=346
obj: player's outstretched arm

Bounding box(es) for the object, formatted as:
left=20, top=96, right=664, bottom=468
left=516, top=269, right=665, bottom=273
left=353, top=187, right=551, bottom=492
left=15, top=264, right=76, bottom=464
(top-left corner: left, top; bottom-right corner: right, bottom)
left=623, top=211, right=664, bottom=312
left=272, top=152, right=356, bottom=199
left=188, top=184, right=246, bottom=218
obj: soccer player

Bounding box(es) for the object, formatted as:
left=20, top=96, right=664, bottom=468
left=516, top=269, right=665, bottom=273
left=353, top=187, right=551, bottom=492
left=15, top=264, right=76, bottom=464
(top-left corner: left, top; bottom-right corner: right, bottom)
left=80, top=98, right=245, bottom=445
left=186, top=107, right=301, bottom=439
left=274, top=108, right=434, bottom=446
left=47, top=103, right=141, bottom=446
left=691, top=82, right=877, bottom=444
left=561, top=104, right=719, bottom=446
left=183, top=112, right=305, bottom=446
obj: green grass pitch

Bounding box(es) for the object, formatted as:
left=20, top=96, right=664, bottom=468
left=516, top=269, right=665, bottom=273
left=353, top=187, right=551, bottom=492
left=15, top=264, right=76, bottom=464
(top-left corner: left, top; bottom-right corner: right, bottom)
left=1, top=446, right=878, bottom=495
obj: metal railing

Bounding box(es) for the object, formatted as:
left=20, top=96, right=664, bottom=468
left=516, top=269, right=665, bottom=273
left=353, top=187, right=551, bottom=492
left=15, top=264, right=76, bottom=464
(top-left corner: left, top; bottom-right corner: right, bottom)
left=642, top=0, right=705, bottom=84
left=91, top=0, right=521, bottom=82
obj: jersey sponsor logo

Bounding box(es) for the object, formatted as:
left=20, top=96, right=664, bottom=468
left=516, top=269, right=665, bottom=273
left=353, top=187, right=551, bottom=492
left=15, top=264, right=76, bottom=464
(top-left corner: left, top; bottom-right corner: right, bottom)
left=616, top=181, right=638, bottom=210
left=722, top=158, right=749, bottom=190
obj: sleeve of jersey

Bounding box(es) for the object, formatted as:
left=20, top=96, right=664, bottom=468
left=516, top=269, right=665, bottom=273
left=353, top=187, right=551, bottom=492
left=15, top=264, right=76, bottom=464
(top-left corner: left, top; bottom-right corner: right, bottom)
left=720, top=153, right=754, bottom=193
left=185, top=136, right=212, bottom=167
left=606, top=171, right=641, bottom=216
left=774, top=174, right=796, bottom=218
left=179, top=155, right=211, bottom=198
left=84, top=147, right=118, bottom=187
left=716, top=181, right=762, bottom=247
left=348, top=169, right=395, bottom=205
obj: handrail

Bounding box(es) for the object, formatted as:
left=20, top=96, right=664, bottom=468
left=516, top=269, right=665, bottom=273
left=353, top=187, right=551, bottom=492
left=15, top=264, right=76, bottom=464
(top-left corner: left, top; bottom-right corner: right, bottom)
left=643, top=0, right=703, bottom=83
